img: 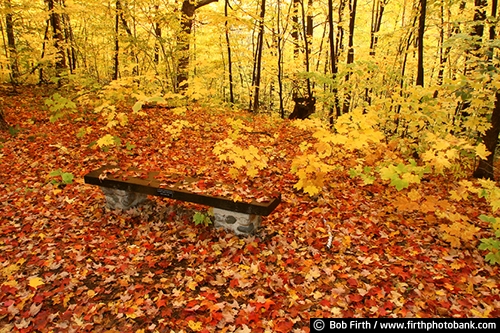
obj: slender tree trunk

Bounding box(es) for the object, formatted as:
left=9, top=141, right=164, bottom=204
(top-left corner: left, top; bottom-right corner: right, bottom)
left=177, top=0, right=218, bottom=92
left=251, top=0, right=266, bottom=112
left=154, top=5, right=161, bottom=64
left=47, top=0, right=67, bottom=76
left=474, top=0, right=498, bottom=179
left=365, top=0, right=387, bottom=104
left=369, top=0, right=387, bottom=56
left=61, top=1, right=76, bottom=72
left=289, top=0, right=316, bottom=119
left=474, top=93, right=500, bottom=179
left=291, top=0, right=300, bottom=57
left=328, top=0, right=340, bottom=124
left=342, top=0, right=357, bottom=114
left=4, top=0, right=19, bottom=82
left=225, top=0, right=234, bottom=104
left=39, top=21, right=50, bottom=83
left=303, top=0, right=313, bottom=97
left=277, top=0, right=284, bottom=118
left=435, top=1, right=465, bottom=94
left=416, top=0, right=426, bottom=86
left=114, top=0, right=120, bottom=80
left=290, top=0, right=300, bottom=99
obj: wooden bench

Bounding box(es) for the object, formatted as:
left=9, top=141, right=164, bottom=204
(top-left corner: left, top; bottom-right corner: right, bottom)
left=84, top=165, right=281, bottom=235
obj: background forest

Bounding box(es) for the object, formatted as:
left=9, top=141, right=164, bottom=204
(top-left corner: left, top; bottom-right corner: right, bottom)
left=1, top=0, right=500, bottom=331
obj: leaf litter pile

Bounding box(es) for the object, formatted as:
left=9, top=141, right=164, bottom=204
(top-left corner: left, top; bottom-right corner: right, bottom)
left=0, top=86, right=499, bottom=333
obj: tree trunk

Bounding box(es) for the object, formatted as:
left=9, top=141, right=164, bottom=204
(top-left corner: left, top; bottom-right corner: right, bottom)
left=250, top=0, right=266, bottom=112
left=474, top=93, right=500, bottom=179
left=61, top=2, right=76, bottom=72
left=177, top=0, right=218, bottom=92
left=277, top=0, right=284, bottom=118
left=365, top=0, right=387, bottom=104
left=225, top=0, right=234, bottom=104
left=341, top=0, right=357, bottom=114
left=5, top=0, right=19, bottom=82
left=369, top=0, right=387, bottom=56
left=416, top=0, right=426, bottom=86
left=436, top=1, right=466, bottom=87
left=328, top=0, right=340, bottom=124
left=114, top=0, right=120, bottom=80
left=154, top=5, right=161, bottom=64
left=474, top=0, right=498, bottom=179
left=39, top=21, right=50, bottom=83
left=47, top=0, right=67, bottom=76
left=289, top=0, right=316, bottom=120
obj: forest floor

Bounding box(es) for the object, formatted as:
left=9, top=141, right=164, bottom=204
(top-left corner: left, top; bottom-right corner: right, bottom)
left=0, top=85, right=499, bottom=333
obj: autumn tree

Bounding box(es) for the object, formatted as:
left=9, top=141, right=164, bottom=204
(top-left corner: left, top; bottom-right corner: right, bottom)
left=289, top=0, right=316, bottom=119
left=4, top=0, right=19, bottom=83
left=473, top=0, right=499, bottom=179
left=416, top=0, right=426, bottom=86
left=177, top=0, right=218, bottom=92
left=249, top=0, right=266, bottom=112
left=224, top=0, right=234, bottom=104
left=47, top=0, right=67, bottom=76
left=341, top=0, right=357, bottom=113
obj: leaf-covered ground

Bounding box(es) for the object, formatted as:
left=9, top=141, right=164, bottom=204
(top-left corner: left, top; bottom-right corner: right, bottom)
left=1, top=86, right=499, bottom=333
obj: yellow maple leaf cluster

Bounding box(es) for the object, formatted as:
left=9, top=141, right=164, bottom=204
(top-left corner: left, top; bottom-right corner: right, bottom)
left=440, top=221, right=480, bottom=248
left=291, top=153, right=334, bottom=196
left=162, top=119, right=194, bottom=139
left=213, top=138, right=268, bottom=178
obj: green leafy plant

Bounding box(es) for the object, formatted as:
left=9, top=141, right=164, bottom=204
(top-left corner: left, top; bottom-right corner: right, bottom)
left=193, top=211, right=212, bottom=227
left=478, top=215, right=500, bottom=265
left=45, top=93, right=77, bottom=123
left=379, top=160, right=429, bottom=191
left=49, top=169, right=74, bottom=186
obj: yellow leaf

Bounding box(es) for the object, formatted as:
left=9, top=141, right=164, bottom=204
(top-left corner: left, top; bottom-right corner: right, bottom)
left=313, top=290, right=323, bottom=299
left=304, top=185, right=320, bottom=196
left=188, top=320, right=203, bottom=332
left=28, top=276, right=45, bottom=289
left=475, top=143, right=491, bottom=160
left=228, top=167, right=239, bottom=179
left=2, top=264, right=20, bottom=276
left=97, top=134, right=115, bottom=148
left=407, top=189, right=422, bottom=202
left=3, top=279, right=18, bottom=287
left=232, top=194, right=243, bottom=202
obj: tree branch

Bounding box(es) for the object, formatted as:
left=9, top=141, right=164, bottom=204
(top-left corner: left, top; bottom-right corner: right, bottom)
left=195, top=0, right=218, bottom=10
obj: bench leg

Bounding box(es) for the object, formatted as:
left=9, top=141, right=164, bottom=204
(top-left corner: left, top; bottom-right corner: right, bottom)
left=213, top=208, right=262, bottom=236
left=100, top=187, right=147, bottom=210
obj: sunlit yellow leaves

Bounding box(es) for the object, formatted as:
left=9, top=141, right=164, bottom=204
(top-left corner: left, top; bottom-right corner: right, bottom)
left=162, top=119, right=193, bottom=139
left=291, top=152, right=333, bottom=196
left=213, top=138, right=269, bottom=178
left=2, top=264, right=20, bottom=277
left=407, top=189, right=422, bottom=201
left=28, top=276, right=45, bottom=289
left=188, top=320, right=203, bottom=332
left=475, top=143, right=491, bottom=160
left=440, top=221, right=480, bottom=248
left=96, top=134, right=116, bottom=148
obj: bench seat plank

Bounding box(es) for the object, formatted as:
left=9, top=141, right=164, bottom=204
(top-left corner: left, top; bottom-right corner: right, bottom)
left=84, top=165, right=280, bottom=216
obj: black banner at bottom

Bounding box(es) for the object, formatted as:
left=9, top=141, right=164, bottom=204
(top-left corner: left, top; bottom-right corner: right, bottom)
left=310, top=318, right=499, bottom=332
